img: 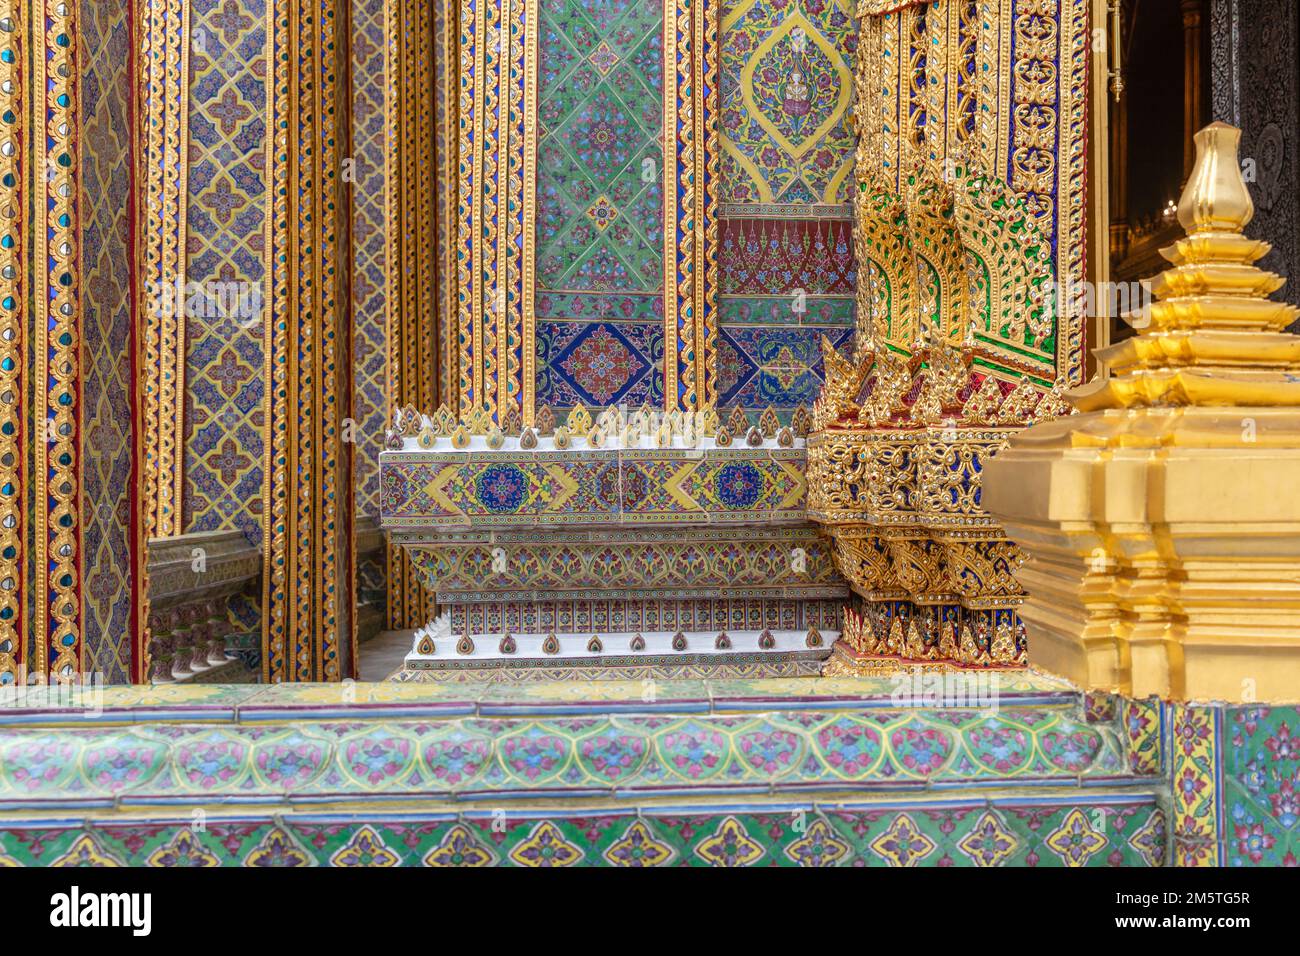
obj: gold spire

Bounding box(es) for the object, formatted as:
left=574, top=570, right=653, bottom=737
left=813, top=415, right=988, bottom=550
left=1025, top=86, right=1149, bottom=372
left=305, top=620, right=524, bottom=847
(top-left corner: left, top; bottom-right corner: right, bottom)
left=983, top=122, right=1300, bottom=705
left=1072, top=122, right=1300, bottom=411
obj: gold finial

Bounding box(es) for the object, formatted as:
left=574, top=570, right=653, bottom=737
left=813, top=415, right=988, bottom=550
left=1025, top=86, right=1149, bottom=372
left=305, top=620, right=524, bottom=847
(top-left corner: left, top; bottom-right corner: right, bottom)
left=1177, top=122, right=1253, bottom=236
left=1070, top=123, right=1300, bottom=412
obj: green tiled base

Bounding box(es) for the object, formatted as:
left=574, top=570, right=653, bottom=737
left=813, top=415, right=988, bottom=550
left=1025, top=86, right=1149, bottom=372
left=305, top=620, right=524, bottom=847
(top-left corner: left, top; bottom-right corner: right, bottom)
left=0, top=794, right=1164, bottom=866
left=0, top=671, right=1170, bottom=865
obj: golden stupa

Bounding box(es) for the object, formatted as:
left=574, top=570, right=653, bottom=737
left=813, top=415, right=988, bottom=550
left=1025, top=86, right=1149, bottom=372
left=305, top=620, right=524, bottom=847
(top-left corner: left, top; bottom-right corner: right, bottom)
left=984, top=122, right=1300, bottom=704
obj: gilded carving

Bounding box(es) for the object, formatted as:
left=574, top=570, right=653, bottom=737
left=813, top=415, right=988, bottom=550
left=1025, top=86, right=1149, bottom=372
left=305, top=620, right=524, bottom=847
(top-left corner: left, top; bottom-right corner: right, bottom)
left=807, top=0, right=1087, bottom=671
left=0, top=0, right=21, bottom=683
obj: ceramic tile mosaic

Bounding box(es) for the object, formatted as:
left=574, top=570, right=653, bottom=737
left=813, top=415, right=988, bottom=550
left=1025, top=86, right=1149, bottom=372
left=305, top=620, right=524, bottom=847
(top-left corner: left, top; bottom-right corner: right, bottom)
left=0, top=671, right=1173, bottom=866
left=534, top=0, right=667, bottom=414
left=78, top=0, right=137, bottom=681
left=182, top=0, right=269, bottom=545
left=0, top=797, right=1165, bottom=866
left=716, top=0, right=857, bottom=424
left=0, top=709, right=1132, bottom=805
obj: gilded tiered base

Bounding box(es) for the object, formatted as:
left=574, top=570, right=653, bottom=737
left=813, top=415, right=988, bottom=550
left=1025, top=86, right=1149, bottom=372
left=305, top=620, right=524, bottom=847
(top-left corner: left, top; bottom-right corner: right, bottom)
left=985, top=406, right=1300, bottom=703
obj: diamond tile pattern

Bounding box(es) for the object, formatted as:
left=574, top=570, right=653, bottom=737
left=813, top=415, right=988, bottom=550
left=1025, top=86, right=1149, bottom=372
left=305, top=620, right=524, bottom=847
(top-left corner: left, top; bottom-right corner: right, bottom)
left=535, top=0, right=666, bottom=413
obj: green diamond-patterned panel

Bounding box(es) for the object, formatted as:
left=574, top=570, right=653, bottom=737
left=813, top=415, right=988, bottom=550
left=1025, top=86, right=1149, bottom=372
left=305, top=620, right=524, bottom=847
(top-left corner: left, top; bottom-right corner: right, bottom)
left=0, top=674, right=1168, bottom=866
left=536, top=0, right=663, bottom=291
left=535, top=0, right=667, bottom=413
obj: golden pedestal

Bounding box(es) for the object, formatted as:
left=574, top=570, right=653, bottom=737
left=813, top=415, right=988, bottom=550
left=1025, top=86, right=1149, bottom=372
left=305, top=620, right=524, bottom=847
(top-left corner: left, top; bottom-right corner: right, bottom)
left=984, top=123, right=1300, bottom=703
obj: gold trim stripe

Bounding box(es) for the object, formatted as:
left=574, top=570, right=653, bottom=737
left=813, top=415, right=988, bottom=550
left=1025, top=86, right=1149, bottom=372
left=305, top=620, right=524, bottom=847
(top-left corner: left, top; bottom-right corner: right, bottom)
left=0, top=0, right=22, bottom=682
left=663, top=4, right=679, bottom=410
left=261, top=0, right=354, bottom=681
left=521, top=0, right=538, bottom=425
left=38, top=0, right=81, bottom=681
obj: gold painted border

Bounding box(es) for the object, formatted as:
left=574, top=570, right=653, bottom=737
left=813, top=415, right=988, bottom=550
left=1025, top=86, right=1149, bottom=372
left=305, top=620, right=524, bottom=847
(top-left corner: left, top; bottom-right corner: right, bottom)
left=261, top=0, right=354, bottom=681
left=38, top=0, right=82, bottom=680
left=521, top=0, right=538, bottom=425
left=138, top=0, right=190, bottom=543
left=859, top=0, right=1086, bottom=388
left=0, top=0, right=22, bottom=682
left=663, top=4, right=679, bottom=411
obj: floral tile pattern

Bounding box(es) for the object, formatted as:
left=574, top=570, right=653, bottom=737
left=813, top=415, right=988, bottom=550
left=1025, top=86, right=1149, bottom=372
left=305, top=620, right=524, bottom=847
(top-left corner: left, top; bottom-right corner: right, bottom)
left=1224, top=705, right=1300, bottom=866
left=0, top=798, right=1164, bottom=866
left=183, top=0, right=268, bottom=544
left=0, top=671, right=1179, bottom=866
left=0, top=707, right=1129, bottom=802
left=351, top=0, right=390, bottom=518
left=79, top=0, right=137, bottom=680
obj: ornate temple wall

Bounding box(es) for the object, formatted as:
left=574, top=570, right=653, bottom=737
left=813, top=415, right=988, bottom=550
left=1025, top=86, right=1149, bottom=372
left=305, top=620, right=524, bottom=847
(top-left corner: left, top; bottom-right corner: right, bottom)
left=0, top=0, right=1096, bottom=682
left=1210, top=0, right=1300, bottom=319
left=0, top=0, right=142, bottom=682
left=718, top=0, right=857, bottom=422
left=78, top=0, right=139, bottom=680
left=181, top=0, right=269, bottom=546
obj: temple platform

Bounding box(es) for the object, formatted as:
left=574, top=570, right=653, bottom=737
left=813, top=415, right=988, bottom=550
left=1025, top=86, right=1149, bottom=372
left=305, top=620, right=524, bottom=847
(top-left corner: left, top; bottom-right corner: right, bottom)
left=0, top=670, right=1180, bottom=866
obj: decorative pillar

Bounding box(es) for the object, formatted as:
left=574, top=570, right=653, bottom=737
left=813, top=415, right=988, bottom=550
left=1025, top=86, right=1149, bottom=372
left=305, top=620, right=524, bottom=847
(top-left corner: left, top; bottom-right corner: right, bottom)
left=0, top=0, right=142, bottom=684
left=262, top=0, right=356, bottom=681
left=380, top=0, right=447, bottom=628
left=985, top=122, right=1300, bottom=702
left=138, top=0, right=189, bottom=542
